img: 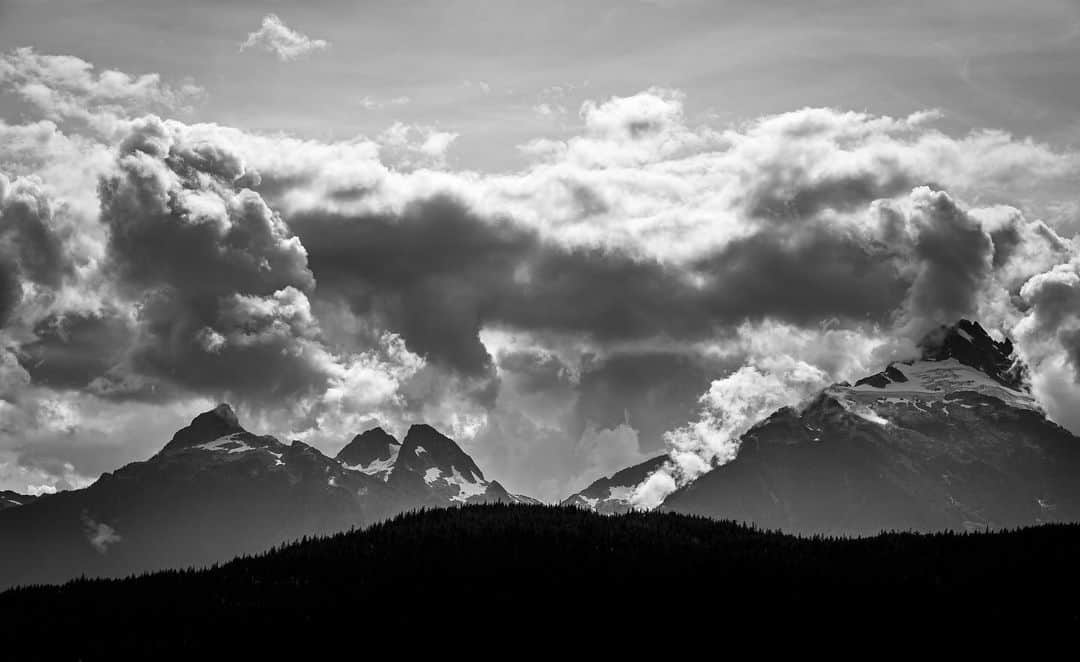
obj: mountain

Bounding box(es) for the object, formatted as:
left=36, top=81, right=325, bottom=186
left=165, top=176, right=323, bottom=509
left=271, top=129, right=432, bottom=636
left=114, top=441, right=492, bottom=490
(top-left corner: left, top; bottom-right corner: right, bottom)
left=347, top=422, right=540, bottom=507
left=336, top=426, right=400, bottom=480
left=0, top=405, right=532, bottom=590
left=0, top=490, right=37, bottom=511
left=658, top=320, right=1080, bottom=534
left=3, top=504, right=1079, bottom=656
left=561, top=455, right=667, bottom=513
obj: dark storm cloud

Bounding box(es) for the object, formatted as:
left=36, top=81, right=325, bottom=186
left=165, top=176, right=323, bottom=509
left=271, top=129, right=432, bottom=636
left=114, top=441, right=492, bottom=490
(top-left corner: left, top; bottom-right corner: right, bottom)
left=697, top=223, right=909, bottom=323
left=125, top=287, right=332, bottom=402
left=102, top=119, right=312, bottom=299
left=0, top=258, right=17, bottom=327
left=571, top=352, right=716, bottom=450
left=293, top=196, right=914, bottom=379
left=901, top=188, right=994, bottom=330
left=746, top=168, right=920, bottom=221
left=0, top=174, right=72, bottom=324
left=989, top=223, right=1023, bottom=270
left=93, top=117, right=333, bottom=404
left=496, top=348, right=573, bottom=395
left=293, top=195, right=529, bottom=377
left=18, top=311, right=131, bottom=389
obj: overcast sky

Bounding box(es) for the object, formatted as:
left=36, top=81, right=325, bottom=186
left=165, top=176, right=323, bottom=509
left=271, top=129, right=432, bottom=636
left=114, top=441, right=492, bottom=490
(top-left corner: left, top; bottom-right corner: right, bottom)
left=3, top=0, right=1080, bottom=501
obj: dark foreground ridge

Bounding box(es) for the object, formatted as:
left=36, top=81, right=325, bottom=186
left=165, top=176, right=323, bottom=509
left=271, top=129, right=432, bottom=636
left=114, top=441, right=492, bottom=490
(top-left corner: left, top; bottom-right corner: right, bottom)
left=2, top=504, right=1079, bottom=656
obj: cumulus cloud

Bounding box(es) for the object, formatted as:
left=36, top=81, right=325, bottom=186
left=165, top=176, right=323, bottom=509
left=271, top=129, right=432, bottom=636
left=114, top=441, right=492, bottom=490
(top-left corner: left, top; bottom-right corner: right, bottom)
left=5, top=53, right=1080, bottom=500
left=240, top=14, right=330, bottom=61
left=0, top=173, right=74, bottom=325
left=378, top=122, right=459, bottom=169
left=0, top=48, right=202, bottom=133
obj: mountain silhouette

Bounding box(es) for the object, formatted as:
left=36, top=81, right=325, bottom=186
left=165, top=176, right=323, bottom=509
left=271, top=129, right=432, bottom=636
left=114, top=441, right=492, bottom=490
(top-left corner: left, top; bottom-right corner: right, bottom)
left=0, top=408, right=533, bottom=590
left=569, top=320, right=1080, bottom=534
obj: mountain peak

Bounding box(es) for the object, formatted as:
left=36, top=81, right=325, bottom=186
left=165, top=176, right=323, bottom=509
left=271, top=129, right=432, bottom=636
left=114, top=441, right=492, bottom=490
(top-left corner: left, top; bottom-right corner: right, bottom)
left=162, top=403, right=245, bottom=453
left=917, top=319, right=1024, bottom=389
left=398, top=424, right=485, bottom=482
left=209, top=403, right=240, bottom=427
left=336, top=427, right=401, bottom=468
left=350, top=427, right=399, bottom=446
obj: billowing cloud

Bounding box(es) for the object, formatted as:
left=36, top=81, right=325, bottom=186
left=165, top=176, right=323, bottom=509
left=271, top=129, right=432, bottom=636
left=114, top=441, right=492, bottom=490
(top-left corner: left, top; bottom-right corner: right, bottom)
left=0, top=48, right=202, bottom=133
left=5, top=52, right=1080, bottom=502
left=240, top=14, right=330, bottom=61
left=632, top=358, right=831, bottom=509
left=0, top=173, right=74, bottom=325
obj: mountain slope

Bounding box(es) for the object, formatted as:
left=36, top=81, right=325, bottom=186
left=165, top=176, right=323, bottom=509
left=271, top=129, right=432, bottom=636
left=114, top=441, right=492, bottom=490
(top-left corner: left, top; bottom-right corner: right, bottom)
left=0, top=406, right=532, bottom=589
left=335, top=427, right=400, bottom=480
left=0, top=490, right=37, bottom=511
left=2, top=505, right=1079, bottom=656
left=561, top=455, right=666, bottom=513
left=386, top=424, right=524, bottom=506
left=660, top=320, right=1080, bottom=534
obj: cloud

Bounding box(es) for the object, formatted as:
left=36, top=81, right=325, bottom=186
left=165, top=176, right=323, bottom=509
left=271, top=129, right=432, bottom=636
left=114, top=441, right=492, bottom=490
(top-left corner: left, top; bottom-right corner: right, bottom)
left=240, top=14, right=330, bottom=61
left=378, top=122, right=459, bottom=169
left=6, top=56, right=1080, bottom=500
left=0, top=48, right=202, bottom=133
left=533, top=103, right=567, bottom=118
left=882, top=187, right=996, bottom=335
left=568, top=423, right=648, bottom=493
left=0, top=173, right=74, bottom=326
left=632, top=357, right=831, bottom=509
left=81, top=514, right=120, bottom=554
left=357, top=96, right=411, bottom=110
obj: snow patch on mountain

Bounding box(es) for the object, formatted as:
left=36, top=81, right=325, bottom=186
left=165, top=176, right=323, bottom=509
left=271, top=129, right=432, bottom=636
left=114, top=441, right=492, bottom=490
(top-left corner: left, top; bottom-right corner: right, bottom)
left=844, top=358, right=1038, bottom=411
left=197, top=434, right=256, bottom=454
left=343, top=445, right=399, bottom=479
left=572, top=495, right=600, bottom=510
left=446, top=468, right=487, bottom=503
left=833, top=396, right=891, bottom=426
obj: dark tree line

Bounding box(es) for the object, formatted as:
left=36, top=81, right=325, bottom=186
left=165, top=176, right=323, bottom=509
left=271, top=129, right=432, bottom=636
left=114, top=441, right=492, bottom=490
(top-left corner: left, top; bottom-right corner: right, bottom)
left=1, top=503, right=1078, bottom=658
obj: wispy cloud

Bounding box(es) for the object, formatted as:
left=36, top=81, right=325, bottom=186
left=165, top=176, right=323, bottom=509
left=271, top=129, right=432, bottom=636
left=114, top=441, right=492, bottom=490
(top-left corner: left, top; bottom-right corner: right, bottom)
left=82, top=514, right=121, bottom=554
left=358, top=95, right=412, bottom=110
left=240, top=14, right=330, bottom=61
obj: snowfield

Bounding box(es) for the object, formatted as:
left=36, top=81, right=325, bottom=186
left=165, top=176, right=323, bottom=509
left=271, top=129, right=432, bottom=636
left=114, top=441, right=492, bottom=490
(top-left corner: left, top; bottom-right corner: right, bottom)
left=842, top=358, right=1038, bottom=411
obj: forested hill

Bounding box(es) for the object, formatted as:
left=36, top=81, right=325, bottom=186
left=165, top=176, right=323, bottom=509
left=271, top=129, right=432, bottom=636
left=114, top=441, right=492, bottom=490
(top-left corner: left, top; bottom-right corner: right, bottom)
left=3, top=504, right=1080, bottom=657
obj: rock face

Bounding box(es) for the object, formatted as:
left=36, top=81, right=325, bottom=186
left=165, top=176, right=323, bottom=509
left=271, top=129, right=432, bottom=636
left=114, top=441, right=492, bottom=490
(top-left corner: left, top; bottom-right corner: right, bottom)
left=0, top=409, right=534, bottom=590
left=659, top=320, right=1080, bottom=535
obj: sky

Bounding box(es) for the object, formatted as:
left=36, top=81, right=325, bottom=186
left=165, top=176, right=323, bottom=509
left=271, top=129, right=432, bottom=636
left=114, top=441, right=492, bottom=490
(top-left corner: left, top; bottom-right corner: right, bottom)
left=2, top=0, right=1080, bottom=502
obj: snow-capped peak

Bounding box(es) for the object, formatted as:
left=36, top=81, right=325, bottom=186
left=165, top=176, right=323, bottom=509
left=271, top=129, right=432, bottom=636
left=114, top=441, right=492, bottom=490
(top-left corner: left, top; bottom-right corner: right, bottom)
left=822, top=321, right=1039, bottom=424
left=161, top=403, right=246, bottom=453
left=337, top=427, right=401, bottom=480
left=916, top=319, right=1025, bottom=389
